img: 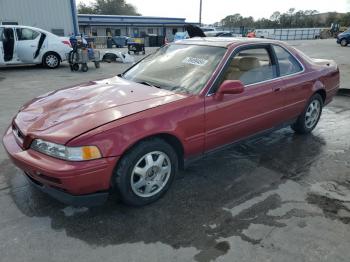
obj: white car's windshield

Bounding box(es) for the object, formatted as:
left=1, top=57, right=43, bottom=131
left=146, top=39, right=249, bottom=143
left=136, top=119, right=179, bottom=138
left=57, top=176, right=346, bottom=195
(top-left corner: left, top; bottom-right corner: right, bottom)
left=122, top=44, right=227, bottom=94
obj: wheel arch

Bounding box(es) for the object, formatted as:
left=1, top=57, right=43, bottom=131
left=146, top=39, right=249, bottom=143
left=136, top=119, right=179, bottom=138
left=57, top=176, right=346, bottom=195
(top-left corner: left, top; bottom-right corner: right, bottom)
left=118, top=132, right=185, bottom=170
left=315, top=89, right=326, bottom=103
left=42, top=51, right=62, bottom=63
left=312, top=80, right=326, bottom=103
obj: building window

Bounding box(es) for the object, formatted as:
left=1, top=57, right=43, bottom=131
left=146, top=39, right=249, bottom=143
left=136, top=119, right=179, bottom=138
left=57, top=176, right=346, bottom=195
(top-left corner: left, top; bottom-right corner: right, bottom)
left=147, top=28, right=154, bottom=34
left=115, top=29, right=121, bottom=36
left=106, top=28, right=112, bottom=36
left=172, top=28, right=178, bottom=35
left=1, top=21, right=18, bottom=25
left=133, top=28, right=139, bottom=37
left=51, top=29, right=64, bottom=36
left=91, top=27, right=97, bottom=36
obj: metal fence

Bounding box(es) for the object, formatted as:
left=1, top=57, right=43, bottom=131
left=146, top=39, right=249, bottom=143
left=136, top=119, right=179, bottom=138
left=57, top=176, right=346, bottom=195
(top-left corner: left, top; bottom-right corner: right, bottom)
left=217, top=27, right=324, bottom=40
left=93, top=36, right=109, bottom=48
left=273, top=28, right=323, bottom=40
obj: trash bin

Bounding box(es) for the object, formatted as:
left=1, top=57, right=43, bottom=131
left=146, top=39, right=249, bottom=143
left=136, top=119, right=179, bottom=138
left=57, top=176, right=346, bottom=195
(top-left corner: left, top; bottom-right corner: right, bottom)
left=106, top=38, right=113, bottom=48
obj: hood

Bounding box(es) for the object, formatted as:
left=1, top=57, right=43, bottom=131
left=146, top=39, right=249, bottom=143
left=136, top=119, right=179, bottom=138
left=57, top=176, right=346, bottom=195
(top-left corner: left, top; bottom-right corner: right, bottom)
left=338, top=32, right=349, bottom=38
left=14, top=76, right=187, bottom=145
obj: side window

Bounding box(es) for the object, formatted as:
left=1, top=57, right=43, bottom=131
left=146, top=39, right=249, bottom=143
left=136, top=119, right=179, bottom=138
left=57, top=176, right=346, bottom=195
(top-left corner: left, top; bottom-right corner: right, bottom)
left=273, top=45, right=303, bottom=76
left=223, top=47, right=275, bottom=85
left=16, top=28, right=39, bottom=41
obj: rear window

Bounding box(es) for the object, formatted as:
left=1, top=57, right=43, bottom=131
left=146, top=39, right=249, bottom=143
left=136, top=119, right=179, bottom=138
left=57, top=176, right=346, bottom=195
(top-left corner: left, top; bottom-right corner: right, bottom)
left=16, top=28, right=40, bottom=41
left=273, top=45, right=303, bottom=76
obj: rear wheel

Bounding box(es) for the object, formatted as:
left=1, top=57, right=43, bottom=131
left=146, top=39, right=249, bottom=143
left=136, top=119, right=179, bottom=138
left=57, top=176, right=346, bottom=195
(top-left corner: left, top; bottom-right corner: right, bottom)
left=291, top=93, right=323, bottom=134
left=113, top=138, right=178, bottom=206
left=340, top=39, right=348, bottom=47
left=43, top=52, right=60, bottom=69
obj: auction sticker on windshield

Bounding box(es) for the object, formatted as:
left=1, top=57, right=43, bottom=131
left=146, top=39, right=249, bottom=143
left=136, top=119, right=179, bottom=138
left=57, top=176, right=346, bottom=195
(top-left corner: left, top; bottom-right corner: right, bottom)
left=182, top=57, right=208, bottom=66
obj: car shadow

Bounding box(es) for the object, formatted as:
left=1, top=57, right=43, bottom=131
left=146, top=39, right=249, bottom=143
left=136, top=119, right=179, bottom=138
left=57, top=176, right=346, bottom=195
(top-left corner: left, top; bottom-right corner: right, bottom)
left=3, top=128, right=325, bottom=261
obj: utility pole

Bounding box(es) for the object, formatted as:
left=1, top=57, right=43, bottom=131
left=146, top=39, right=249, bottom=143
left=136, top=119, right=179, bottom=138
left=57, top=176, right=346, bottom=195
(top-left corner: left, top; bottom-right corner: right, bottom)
left=199, top=0, right=202, bottom=26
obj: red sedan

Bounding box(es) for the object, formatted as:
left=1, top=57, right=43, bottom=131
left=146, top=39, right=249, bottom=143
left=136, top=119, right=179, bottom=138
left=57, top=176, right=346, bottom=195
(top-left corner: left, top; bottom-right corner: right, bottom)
left=2, top=38, right=339, bottom=206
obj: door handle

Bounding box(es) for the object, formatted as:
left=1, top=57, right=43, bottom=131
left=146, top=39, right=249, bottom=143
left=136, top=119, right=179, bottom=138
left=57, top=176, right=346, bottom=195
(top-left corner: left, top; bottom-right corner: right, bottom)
left=273, top=87, right=281, bottom=92
left=30, top=45, right=36, bottom=47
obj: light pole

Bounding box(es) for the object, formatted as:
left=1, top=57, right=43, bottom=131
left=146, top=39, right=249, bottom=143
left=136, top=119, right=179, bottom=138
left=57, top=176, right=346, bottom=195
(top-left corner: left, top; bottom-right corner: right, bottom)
left=199, top=0, right=202, bottom=26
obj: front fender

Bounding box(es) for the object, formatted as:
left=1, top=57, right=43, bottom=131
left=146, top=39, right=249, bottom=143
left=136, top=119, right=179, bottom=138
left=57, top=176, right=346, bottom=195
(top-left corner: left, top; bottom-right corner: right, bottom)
left=67, top=96, right=205, bottom=159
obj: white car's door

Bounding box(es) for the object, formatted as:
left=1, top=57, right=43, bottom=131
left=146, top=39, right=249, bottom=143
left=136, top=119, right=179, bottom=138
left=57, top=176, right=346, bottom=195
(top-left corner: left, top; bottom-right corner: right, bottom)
left=15, top=28, right=41, bottom=63
left=0, top=28, right=4, bottom=65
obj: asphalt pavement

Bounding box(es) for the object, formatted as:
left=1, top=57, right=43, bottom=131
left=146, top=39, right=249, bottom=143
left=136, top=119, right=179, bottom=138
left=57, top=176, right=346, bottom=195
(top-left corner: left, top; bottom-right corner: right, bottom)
left=0, top=39, right=349, bottom=262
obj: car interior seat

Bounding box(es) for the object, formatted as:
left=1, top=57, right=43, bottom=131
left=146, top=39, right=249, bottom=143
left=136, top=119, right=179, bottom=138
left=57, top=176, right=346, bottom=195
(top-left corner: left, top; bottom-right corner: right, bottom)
left=224, top=56, right=261, bottom=83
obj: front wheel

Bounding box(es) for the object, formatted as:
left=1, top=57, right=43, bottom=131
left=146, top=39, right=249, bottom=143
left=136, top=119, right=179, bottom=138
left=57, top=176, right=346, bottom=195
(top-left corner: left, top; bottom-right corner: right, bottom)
left=291, top=93, right=323, bottom=134
left=340, top=39, right=348, bottom=47
left=43, top=52, right=60, bottom=69
left=113, top=138, right=178, bottom=206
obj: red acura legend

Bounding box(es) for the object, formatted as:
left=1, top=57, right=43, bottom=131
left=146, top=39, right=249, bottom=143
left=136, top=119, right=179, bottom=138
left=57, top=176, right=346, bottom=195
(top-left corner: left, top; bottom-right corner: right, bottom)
left=3, top=38, right=339, bottom=206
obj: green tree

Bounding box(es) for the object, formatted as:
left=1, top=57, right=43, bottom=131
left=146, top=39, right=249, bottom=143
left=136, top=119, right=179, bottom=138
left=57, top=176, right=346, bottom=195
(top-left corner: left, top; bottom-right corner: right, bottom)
left=216, top=9, right=350, bottom=29
left=78, top=0, right=140, bottom=16
left=77, top=3, right=95, bottom=14
left=339, top=12, right=350, bottom=26
left=270, top=11, right=281, bottom=23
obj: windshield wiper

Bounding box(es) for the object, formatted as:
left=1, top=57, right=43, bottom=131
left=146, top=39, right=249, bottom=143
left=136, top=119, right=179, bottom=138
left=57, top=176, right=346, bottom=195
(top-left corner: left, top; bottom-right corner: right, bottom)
left=137, top=81, right=161, bottom=89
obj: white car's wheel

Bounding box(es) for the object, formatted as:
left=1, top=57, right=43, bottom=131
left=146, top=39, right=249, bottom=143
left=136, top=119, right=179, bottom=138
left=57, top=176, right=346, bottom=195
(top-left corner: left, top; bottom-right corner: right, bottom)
left=43, top=52, right=60, bottom=69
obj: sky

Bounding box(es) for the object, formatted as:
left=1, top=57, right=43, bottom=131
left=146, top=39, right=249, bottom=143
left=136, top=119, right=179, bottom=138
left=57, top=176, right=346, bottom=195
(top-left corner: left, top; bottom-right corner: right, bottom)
left=77, top=0, right=350, bottom=24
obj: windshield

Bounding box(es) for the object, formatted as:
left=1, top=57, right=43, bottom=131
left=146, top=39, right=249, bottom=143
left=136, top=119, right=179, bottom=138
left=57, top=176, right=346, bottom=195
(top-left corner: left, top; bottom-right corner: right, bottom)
left=122, top=44, right=227, bottom=94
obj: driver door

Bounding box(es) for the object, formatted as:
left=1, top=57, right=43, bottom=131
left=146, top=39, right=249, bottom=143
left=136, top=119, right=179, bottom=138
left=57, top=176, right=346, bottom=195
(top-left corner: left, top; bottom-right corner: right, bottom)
left=204, top=45, right=287, bottom=151
left=15, top=27, right=40, bottom=63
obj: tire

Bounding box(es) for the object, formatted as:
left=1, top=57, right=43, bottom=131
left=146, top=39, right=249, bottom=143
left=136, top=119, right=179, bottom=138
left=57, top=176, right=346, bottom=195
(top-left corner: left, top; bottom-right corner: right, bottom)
left=291, top=93, right=323, bottom=134
left=113, top=138, right=178, bottom=206
left=340, top=39, right=348, bottom=47
left=81, top=63, right=88, bottom=72
left=43, top=52, right=60, bottom=69
left=72, top=63, right=79, bottom=71
left=102, top=53, right=117, bottom=63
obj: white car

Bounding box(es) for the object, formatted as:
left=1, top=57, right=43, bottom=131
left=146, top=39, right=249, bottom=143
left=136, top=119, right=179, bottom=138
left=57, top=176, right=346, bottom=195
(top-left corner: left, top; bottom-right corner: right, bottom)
left=0, top=25, right=72, bottom=69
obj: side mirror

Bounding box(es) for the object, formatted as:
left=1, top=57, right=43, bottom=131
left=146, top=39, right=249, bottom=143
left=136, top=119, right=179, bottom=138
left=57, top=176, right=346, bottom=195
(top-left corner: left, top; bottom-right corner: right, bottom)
left=217, top=80, right=244, bottom=95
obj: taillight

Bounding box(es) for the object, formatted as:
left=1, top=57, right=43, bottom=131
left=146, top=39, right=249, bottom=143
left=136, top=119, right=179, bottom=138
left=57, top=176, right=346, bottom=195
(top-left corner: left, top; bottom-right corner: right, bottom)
left=62, top=40, right=71, bottom=47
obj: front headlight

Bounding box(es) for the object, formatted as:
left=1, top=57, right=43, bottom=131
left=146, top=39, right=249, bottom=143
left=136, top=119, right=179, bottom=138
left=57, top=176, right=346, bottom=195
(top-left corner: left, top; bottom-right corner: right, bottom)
left=30, top=139, right=102, bottom=161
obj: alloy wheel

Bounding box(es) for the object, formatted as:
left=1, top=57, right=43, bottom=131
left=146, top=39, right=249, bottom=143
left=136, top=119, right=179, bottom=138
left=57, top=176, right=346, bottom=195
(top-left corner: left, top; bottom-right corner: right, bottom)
left=130, top=151, right=171, bottom=198
left=305, top=99, right=321, bottom=129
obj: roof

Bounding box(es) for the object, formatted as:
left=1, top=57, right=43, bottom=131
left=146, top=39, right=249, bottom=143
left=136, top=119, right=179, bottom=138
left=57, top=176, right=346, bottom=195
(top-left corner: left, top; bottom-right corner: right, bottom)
left=78, top=14, right=186, bottom=21
left=175, top=37, right=285, bottom=48
left=77, top=14, right=189, bottom=26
